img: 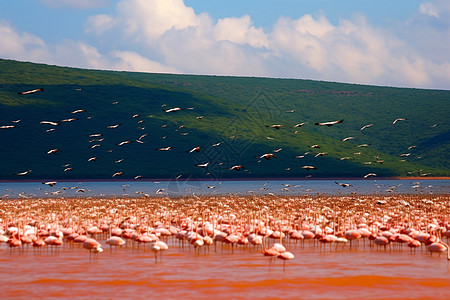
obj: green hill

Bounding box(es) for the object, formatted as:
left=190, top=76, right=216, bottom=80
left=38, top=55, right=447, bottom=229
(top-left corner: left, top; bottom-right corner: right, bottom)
left=0, top=58, right=449, bottom=180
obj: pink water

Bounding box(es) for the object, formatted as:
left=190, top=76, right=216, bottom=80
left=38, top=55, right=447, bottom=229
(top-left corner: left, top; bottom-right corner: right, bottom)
left=1, top=239, right=449, bottom=300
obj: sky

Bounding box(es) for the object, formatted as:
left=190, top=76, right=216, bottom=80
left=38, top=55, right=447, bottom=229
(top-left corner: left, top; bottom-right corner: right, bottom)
left=0, top=0, right=449, bottom=89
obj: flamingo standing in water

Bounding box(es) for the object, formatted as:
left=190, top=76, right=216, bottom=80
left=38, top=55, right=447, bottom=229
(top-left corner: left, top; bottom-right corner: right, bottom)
left=83, top=238, right=103, bottom=262
left=151, top=240, right=168, bottom=262
left=105, top=236, right=125, bottom=252
left=427, top=230, right=450, bottom=260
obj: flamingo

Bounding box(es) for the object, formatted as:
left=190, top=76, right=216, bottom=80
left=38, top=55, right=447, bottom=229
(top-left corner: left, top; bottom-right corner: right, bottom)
left=302, top=166, right=317, bottom=170
left=15, top=170, right=32, bottom=176
left=229, top=165, right=245, bottom=171
left=392, top=118, right=407, bottom=125
left=40, top=121, right=60, bottom=126
left=18, top=88, right=44, bottom=95
left=47, top=149, right=59, bottom=154
left=335, top=181, right=352, bottom=187
left=83, top=238, right=103, bottom=262
left=196, top=162, right=210, bottom=168
left=164, top=107, right=182, bottom=113
left=70, top=109, right=86, bottom=114
left=360, top=124, right=374, bottom=130
left=258, top=153, right=276, bottom=160
left=364, top=173, right=377, bottom=178
left=266, top=124, right=284, bottom=129
left=61, top=118, right=77, bottom=123
left=315, top=119, right=343, bottom=126
left=187, top=147, right=201, bottom=153
left=0, top=125, right=16, bottom=129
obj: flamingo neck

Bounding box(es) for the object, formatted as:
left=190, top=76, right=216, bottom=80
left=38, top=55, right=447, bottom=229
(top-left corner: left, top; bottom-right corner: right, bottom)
left=441, top=242, right=450, bottom=260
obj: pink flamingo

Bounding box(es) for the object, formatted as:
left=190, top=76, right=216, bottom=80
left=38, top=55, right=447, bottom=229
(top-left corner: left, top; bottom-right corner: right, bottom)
left=83, top=238, right=103, bottom=262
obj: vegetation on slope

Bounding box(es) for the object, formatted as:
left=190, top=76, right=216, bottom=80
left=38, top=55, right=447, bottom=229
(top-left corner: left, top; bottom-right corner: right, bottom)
left=0, top=59, right=449, bottom=180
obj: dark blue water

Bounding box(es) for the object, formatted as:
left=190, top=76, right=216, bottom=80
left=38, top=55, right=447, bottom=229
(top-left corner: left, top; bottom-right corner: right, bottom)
left=0, top=179, right=448, bottom=198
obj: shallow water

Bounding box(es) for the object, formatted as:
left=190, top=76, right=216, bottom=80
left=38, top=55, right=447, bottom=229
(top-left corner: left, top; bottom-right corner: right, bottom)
left=1, top=179, right=449, bottom=198
left=2, top=238, right=449, bottom=300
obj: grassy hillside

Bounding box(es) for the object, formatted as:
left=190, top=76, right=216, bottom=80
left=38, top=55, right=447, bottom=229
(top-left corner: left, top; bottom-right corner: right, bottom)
left=0, top=58, right=449, bottom=180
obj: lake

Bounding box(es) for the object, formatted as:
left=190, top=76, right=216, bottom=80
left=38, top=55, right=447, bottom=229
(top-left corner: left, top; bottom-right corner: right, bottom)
left=1, top=179, right=449, bottom=199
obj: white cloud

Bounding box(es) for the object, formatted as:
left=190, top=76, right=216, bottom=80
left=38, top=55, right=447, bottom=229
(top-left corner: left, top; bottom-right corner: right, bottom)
left=111, top=51, right=180, bottom=73
left=2, top=0, right=450, bottom=89
left=87, top=0, right=269, bottom=76
left=115, top=0, right=201, bottom=43
left=419, top=2, right=439, bottom=18
left=40, top=0, right=111, bottom=9
left=214, top=15, right=269, bottom=48
left=0, top=21, right=49, bottom=62
left=86, top=14, right=116, bottom=35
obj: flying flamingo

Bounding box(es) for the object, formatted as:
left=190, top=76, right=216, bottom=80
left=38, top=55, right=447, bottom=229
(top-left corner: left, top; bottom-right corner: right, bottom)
left=18, top=88, right=44, bottom=95
left=315, top=119, right=343, bottom=126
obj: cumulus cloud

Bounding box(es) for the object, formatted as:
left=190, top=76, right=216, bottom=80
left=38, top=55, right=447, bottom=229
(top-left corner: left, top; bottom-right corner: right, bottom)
left=112, top=0, right=201, bottom=43
left=0, top=21, right=49, bottom=62
left=2, top=0, right=450, bottom=89
left=40, top=0, right=111, bottom=9
left=86, top=0, right=269, bottom=76
left=214, top=15, right=269, bottom=48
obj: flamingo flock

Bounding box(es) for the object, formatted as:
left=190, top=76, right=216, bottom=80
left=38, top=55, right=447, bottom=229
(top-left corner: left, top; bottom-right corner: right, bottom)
left=1, top=194, right=449, bottom=265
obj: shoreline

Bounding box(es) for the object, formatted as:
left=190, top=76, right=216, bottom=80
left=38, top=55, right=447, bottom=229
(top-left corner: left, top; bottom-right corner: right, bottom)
left=0, top=176, right=449, bottom=183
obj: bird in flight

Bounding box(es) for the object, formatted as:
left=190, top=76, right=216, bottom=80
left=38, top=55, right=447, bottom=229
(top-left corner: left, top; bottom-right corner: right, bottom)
left=230, top=165, right=245, bottom=171
left=164, top=107, right=183, bottom=113
left=294, top=122, right=308, bottom=128
left=302, top=166, right=317, bottom=170
left=107, top=124, right=121, bottom=129
left=40, top=121, right=60, bottom=126
left=0, top=125, right=16, bottom=129
left=61, top=118, right=77, bottom=123
left=364, top=173, right=377, bottom=178
left=341, top=137, right=355, bottom=142
left=16, top=170, right=32, bottom=176
left=315, top=119, right=343, bottom=126
left=18, top=88, right=44, bottom=95
left=258, top=153, right=277, bottom=160
left=70, top=109, right=86, bottom=114
left=360, top=124, right=374, bottom=131
left=42, top=181, right=57, bottom=187
left=196, top=162, right=210, bottom=168
left=156, top=147, right=172, bottom=151
left=47, top=149, right=59, bottom=154
left=112, top=172, right=123, bottom=177
left=187, top=146, right=201, bottom=153
left=335, top=181, right=352, bottom=187
left=392, top=118, right=407, bottom=125
left=314, top=152, right=328, bottom=157
left=117, top=141, right=132, bottom=146
left=266, top=124, right=285, bottom=129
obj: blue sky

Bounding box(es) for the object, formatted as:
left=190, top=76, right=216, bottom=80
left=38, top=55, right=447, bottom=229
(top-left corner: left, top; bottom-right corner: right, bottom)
left=1, top=0, right=449, bottom=89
